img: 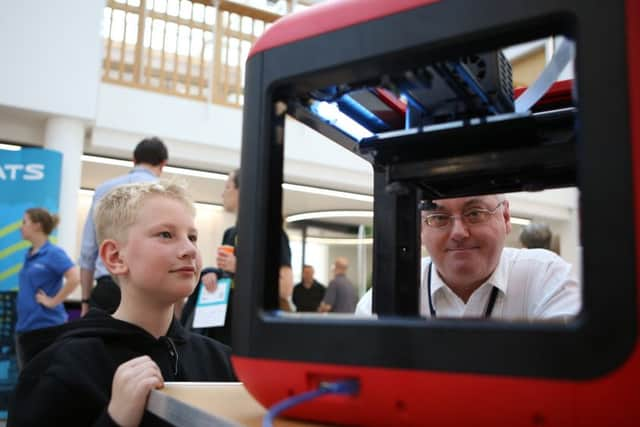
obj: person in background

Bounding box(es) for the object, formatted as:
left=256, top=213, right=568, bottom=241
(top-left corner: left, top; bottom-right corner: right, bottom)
left=9, top=181, right=235, bottom=427
left=79, top=137, right=168, bottom=316
left=181, top=168, right=294, bottom=347
left=319, top=257, right=358, bottom=313
left=292, top=265, right=325, bottom=312
left=519, top=222, right=553, bottom=250
left=356, top=195, right=580, bottom=321
left=15, top=208, right=80, bottom=369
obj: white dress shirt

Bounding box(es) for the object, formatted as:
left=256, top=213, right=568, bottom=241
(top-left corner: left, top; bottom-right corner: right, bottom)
left=355, top=248, right=581, bottom=321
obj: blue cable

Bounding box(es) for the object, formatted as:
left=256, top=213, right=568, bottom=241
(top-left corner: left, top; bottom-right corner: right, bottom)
left=262, top=379, right=360, bottom=427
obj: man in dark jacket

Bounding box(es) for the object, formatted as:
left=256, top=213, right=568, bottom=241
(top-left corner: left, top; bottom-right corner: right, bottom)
left=292, top=265, right=325, bottom=312
left=180, top=168, right=293, bottom=346
left=9, top=181, right=235, bottom=427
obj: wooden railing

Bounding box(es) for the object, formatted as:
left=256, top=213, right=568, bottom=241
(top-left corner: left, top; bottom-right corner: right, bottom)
left=102, top=0, right=281, bottom=107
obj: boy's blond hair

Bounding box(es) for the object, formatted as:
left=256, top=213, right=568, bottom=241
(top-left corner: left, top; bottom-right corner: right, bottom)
left=94, top=180, right=195, bottom=244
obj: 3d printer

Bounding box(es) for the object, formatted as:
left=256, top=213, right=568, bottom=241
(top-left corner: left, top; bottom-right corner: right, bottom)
left=231, top=0, right=639, bottom=425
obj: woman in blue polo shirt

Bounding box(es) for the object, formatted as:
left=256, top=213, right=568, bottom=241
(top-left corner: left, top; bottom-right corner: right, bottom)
left=16, top=208, right=80, bottom=368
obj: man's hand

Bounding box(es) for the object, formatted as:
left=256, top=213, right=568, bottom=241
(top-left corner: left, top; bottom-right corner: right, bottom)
left=216, top=250, right=236, bottom=273
left=81, top=302, right=90, bottom=317
left=80, top=268, right=95, bottom=317
left=108, top=356, right=164, bottom=427
left=201, top=272, right=219, bottom=292
left=35, top=290, right=56, bottom=308
left=279, top=266, right=293, bottom=300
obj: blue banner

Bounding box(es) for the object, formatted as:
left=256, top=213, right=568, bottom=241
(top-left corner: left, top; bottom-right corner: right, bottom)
left=0, top=147, right=62, bottom=418
left=0, top=148, right=62, bottom=292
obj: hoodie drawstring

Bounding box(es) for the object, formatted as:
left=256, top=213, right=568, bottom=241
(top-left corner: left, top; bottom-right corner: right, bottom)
left=162, top=337, right=179, bottom=376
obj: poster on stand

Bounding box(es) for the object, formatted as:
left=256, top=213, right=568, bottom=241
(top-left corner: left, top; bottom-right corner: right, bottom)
left=0, top=147, right=62, bottom=418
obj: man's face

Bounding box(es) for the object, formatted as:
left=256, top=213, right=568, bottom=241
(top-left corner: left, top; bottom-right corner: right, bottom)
left=302, top=266, right=314, bottom=283
left=116, top=195, right=202, bottom=304
left=421, top=195, right=511, bottom=289
left=222, top=173, right=239, bottom=213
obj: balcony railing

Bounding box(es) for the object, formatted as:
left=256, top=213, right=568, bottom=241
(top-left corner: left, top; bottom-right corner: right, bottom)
left=102, top=0, right=281, bottom=107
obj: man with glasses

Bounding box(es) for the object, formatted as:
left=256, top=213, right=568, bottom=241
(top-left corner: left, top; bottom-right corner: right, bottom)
left=356, top=194, right=580, bottom=321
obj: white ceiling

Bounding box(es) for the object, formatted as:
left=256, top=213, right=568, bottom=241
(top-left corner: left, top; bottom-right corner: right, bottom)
left=80, top=159, right=373, bottom=218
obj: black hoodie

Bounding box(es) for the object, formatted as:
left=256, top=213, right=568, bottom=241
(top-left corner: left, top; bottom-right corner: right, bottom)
left=8, top=309, right=236, bottom=427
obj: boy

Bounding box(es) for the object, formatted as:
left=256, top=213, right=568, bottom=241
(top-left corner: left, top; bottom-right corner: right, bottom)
left=9, top=181, right=236, bottom=427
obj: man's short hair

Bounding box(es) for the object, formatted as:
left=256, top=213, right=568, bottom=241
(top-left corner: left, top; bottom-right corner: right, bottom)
left=94, top=180, right=194, bottom=245
left=133, top=137, right=168, bottom=166
left=419, top=194, right=506, bottom=211
left=519, top=223, right=552, bottom=249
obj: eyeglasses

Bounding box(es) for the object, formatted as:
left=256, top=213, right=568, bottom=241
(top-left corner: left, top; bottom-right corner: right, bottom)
left=422, top=201, right=505, bottom=229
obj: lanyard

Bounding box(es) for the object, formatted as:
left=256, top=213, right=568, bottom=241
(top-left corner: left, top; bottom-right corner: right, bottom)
left=426, top=262, right=499, bottom=318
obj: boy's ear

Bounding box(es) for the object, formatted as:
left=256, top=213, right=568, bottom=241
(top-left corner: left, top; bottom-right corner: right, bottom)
left=99, top=239, right=128, bottom=276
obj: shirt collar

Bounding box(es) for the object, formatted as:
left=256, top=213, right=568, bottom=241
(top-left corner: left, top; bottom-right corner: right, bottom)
left=27, top=240, right=52, bottom=259
left=129, top=165, right=157, bottom=177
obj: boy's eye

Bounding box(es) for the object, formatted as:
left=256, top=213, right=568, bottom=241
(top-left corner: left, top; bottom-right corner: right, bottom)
left=159, top=231, right=172, bottom=238
left=189, top=234, right=198, bottom=243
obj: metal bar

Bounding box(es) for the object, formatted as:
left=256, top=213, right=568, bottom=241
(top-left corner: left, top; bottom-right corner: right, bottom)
left=184, top=1, right=195, bottom=95
left=104, top=5, right=115, bottom=79
left=372, top=172, right=420, bottom=316
left=148, top=9, right=211, bottom=30
left=234, top=17, right=244, bottom=103
left=159, top=6, right=168, bottom=90
left=171, top=1, right=182, bottom=91
left=199, top=28, right=207, bottom=97
left=133, top=0, right=147, bottom=84
left=218, top=0, right=280, bottom=23
left=145, top=0, right=155, bottom=86
left=222, top=13, right=232, bottom=103
left=211, top=2, right=224, bottom=102
left=147, top=388, right=241, bottom=427
left=118, top=1, right=131, bottom=80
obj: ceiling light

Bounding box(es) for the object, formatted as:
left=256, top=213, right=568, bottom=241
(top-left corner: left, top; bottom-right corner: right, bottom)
left=510, top=217, right=532, bottom=226
left=78, top=187, right=222, bottom=209
left=82, top=155, right=131, bottom=167
left=282, top=184, right=373, bottom=202
left=286, top=210, right=373, bottom=223
left=163, top=166, right=227, bottom=181
left=0, top=143, right=22, bottom=151
left=81, top=154, right=373, bottom=202
left=291, top=236, right=373, bottom=245
left=81, top=155, right=228, bottom=181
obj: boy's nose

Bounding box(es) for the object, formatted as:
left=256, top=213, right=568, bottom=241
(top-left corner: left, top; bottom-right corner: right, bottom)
left=179, top=239, right=198, bottom=258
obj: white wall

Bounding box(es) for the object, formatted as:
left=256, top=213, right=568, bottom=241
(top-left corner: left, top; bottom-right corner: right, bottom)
left=92, top=83, right=374, bottom=193
left=0, top=0, right=105, bottom=120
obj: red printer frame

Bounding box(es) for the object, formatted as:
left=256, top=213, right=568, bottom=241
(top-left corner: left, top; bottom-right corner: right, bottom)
left=231, top=1, right=640, bottom=426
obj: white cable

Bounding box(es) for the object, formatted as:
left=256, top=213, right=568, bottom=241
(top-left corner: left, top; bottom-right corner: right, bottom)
left=514, top=39, right=575, bottom=113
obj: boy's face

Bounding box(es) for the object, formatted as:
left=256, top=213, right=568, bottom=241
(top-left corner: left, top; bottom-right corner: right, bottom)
left=116, top=195, right=202, bottom=304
